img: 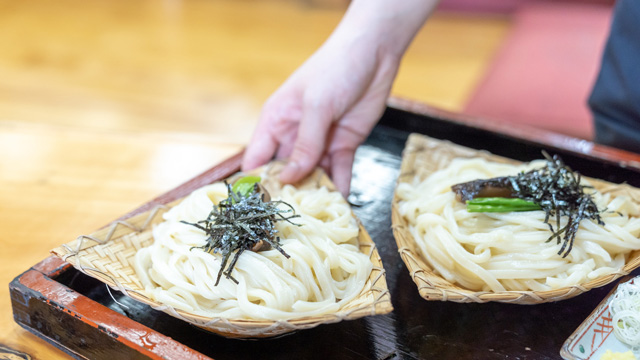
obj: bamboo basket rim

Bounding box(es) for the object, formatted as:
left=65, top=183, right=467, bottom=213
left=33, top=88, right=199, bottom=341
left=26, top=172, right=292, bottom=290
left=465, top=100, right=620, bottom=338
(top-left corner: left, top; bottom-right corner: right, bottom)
left=391, top=133, right=640, bottom=304
left=51, top=163, right=393, bottom=338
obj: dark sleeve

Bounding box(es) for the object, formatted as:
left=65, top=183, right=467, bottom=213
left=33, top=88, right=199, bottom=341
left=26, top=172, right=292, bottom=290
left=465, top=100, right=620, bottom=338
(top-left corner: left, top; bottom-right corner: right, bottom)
left=588, top=0, right=640, bottom=154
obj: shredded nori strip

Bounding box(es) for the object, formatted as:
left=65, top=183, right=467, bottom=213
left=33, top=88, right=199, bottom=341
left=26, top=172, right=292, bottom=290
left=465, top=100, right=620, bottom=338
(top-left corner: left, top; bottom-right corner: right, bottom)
left=181, top=181, right=300, bottom=285
left=508, top=153, right=605, bottom=257
left=453, top=152, right=606, bottom=258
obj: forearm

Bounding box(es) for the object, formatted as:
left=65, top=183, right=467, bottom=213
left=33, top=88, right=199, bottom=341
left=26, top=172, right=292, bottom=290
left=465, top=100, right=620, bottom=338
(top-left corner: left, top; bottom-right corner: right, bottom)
left=331, top=0, right=440, bottom=60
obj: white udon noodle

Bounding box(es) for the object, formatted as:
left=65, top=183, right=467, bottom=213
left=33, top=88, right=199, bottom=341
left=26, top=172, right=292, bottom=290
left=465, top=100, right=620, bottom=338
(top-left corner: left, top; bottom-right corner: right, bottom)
left=396, top=157, right=640, bottom=292
left=134, top=182, right=372, bottom=320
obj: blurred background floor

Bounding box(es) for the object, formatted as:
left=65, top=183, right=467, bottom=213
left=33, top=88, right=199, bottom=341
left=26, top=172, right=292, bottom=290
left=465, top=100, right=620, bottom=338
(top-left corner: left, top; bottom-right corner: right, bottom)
left=0, top=0, right=511, bottom=136
left=0, top=0, right=613, bottom=358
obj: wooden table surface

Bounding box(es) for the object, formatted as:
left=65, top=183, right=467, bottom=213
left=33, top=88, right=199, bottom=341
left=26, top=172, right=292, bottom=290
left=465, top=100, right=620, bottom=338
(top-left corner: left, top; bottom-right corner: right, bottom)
left=0, top=1, right=510, bottom=358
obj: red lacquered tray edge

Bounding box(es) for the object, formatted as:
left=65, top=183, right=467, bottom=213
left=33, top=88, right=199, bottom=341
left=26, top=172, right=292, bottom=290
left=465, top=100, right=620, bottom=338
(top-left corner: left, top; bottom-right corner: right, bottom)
left=389, top=97, right=640, bottom=170
left=10, top=153, right=243, bottom=360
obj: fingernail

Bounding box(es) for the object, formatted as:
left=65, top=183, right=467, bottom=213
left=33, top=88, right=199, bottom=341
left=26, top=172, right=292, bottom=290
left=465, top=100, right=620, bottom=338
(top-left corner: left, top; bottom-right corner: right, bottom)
left=280, top=161, right=299, bottom=182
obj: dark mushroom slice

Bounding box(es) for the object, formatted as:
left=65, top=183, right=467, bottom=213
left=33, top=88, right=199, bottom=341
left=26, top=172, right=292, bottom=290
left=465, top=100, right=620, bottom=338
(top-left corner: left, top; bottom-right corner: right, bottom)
left=451, top=176, right=514, bottom=202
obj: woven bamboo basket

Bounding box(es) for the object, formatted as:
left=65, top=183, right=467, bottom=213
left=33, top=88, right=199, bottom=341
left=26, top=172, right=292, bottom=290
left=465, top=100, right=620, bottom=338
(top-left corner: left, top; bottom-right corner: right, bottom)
left=391, top=133, right=640, bottom=304
left=51, top=162, right=393, bottom=338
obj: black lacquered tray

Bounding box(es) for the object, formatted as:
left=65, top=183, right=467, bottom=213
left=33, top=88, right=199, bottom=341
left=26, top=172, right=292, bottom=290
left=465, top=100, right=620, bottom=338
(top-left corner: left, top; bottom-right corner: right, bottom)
left=12, top=102, right=640, bottom=360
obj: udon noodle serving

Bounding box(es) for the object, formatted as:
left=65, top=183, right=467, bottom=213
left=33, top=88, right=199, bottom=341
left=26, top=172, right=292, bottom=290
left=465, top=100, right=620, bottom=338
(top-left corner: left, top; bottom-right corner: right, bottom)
left=394, top=135, right=640, bottom=294
left=133, top=175, right=373, bottom=320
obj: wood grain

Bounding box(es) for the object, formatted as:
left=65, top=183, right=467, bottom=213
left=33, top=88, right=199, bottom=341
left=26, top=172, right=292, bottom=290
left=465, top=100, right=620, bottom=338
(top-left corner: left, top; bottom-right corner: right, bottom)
left=0, top=0, right=510, bottom=358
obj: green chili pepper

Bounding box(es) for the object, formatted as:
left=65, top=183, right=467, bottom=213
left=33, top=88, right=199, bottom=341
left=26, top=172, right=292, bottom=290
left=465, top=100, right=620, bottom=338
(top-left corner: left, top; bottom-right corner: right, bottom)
left=466, top=197, right=541, bottom=213
left=231, top=176, right=261, bottom=197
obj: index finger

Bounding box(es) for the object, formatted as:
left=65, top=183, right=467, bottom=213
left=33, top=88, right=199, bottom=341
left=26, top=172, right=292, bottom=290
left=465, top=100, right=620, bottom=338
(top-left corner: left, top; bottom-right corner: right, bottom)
left=241, top=112, right=280, bottom=171
left=279, top=100, right=333, bottom=184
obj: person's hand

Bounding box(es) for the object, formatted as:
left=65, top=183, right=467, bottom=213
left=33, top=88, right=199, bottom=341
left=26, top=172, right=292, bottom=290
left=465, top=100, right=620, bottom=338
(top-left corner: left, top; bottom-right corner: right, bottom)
left=242, top=33, right=398, bottom=196
left=242, top=0, right=438, bottom=197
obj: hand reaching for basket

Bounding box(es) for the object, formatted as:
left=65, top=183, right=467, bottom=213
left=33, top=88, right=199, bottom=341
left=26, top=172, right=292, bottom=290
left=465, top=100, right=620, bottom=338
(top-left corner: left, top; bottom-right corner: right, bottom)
left=241, top=0, right=438, bottom=197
